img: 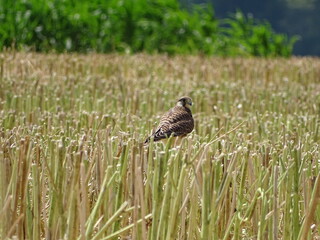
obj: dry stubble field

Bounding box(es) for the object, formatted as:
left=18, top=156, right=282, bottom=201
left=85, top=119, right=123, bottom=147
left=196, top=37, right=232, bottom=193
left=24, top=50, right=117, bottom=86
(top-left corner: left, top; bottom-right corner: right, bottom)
left=0, top=52, right=320, bottom=240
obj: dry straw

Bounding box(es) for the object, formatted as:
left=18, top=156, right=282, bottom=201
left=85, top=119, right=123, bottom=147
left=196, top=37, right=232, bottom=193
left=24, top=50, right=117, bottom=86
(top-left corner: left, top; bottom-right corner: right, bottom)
left=0, top=52, right=320, bottom=239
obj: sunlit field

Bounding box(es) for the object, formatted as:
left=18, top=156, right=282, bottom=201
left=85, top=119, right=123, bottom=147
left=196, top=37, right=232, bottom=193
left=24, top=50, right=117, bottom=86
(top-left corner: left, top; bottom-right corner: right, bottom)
left=0, top=52, right=319, bottom=240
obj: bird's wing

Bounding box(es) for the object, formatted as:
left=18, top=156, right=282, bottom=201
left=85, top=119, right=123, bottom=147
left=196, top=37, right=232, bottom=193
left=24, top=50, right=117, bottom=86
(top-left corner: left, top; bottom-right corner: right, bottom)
left=150, top=106, right=194, bottom=142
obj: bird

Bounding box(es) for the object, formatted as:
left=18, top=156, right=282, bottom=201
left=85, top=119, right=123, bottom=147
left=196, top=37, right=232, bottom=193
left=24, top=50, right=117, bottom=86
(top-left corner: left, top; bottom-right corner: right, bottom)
left=144, top=96, right=194, bottom=144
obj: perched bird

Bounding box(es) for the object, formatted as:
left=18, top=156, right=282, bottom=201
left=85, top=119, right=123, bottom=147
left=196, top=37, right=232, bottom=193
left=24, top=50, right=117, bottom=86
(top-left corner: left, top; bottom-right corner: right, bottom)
left=145, top=96, right=194, bottom=144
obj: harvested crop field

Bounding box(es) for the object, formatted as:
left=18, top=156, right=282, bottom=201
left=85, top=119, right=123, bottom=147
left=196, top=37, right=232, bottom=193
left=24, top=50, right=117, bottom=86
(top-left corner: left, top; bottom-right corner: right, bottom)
left=0, top=52, right=320, bottom=239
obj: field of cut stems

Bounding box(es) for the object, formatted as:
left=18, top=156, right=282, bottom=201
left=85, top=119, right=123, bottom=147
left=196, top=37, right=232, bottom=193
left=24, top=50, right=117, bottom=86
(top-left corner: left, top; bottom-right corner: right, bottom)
left=0, top=52, right=320, bottom=240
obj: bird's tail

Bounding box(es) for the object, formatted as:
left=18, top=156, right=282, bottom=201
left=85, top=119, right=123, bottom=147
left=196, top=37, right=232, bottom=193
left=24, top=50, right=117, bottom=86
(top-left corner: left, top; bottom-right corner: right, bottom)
left=144, top=137, right=150, bottom=144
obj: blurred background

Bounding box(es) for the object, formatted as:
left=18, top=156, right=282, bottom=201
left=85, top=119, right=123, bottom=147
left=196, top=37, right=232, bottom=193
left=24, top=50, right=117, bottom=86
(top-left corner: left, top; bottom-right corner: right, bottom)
left=0, top=0, right=318, bottom=56
left=189, top=0, right=320, bottom=56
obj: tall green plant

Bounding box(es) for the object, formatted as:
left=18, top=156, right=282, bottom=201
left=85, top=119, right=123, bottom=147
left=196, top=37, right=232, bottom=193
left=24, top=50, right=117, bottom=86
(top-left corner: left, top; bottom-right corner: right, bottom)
left=0, top=0, right=297, bottom=56
left=221, top=11, right=298, bottom=57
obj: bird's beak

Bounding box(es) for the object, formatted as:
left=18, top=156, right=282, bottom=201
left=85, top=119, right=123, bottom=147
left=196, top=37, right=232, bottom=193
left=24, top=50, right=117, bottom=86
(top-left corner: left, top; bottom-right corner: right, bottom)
left=189, top=102, right=193, bottom=106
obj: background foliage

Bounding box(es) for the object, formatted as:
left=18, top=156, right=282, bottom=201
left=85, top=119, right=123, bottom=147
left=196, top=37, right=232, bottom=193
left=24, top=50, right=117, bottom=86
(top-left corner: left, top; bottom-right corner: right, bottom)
left=190, top=0, right=320, bottom=56
left=0, top=0, right=297, bottom=56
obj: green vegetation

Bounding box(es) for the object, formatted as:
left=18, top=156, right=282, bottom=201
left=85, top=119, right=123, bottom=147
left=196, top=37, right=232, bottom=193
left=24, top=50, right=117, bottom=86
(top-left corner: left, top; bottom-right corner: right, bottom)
left=0, top=0, right=297, bottom=56
left=0, top=52, right=319, bottom=239
left=200, top=0, right=320, bottom=56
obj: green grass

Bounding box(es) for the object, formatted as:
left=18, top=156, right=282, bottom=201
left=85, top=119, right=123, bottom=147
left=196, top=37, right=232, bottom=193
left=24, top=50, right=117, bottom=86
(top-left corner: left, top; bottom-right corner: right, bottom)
left=0, top=52, right=320, bottom=239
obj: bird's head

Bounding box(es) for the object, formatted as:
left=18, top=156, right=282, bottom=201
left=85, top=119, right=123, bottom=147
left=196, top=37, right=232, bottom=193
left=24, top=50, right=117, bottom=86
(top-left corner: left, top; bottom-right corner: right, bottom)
left=177, top=96, right=193, bottom=108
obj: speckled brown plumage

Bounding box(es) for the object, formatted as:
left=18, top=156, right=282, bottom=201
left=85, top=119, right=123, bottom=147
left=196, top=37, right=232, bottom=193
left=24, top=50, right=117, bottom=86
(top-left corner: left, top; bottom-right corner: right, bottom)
left=145, top=97, right=194, bottom=143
